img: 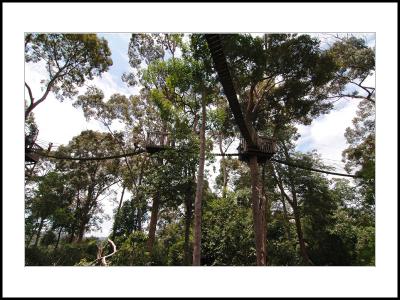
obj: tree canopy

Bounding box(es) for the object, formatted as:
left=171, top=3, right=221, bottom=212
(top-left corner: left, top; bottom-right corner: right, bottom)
left=25, top=33, right=375, bottom=267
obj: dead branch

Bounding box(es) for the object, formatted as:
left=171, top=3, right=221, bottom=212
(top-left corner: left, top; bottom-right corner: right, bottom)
left=91, top=238, right=117, bottom=266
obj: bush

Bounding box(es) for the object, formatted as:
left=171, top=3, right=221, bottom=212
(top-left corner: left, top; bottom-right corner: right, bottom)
left=111, top=231, right=151, bottom=266
left=41, top=231, right=57, bottom=246
left=25, top=246, right=52, bottom=266
left=25, top=238, right=99, bottom=266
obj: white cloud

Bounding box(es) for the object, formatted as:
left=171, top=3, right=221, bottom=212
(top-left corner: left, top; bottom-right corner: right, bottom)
left=296, top=99, right=360, bottom=168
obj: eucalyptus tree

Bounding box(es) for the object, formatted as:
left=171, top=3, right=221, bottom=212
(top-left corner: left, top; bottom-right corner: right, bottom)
left=124, top=33, right=218, bottom=264
left=25, top=34, right=113, bottom=119
left=326, top=35, right=375, bottom=104
left=208, top=96, right=236, bottom=198
left=272, top=141, right=333, bottom=265
left=54, top=130, right=121, bottom=242
left=207, top=33, right=339, bottom=265
left=74, top=86, right=155, bottom=233
left=342, top=99, right=375, bottom=206
left=26, top=171, right=75, bottom=247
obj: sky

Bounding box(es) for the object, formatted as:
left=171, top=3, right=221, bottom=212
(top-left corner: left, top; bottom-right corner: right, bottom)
left=25, top=33, right=375, bottom=237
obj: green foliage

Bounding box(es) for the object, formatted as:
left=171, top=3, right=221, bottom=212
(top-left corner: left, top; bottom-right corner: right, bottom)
left=27, top=171, right=75, bottom=234
left=328, top=36, right=375, bottom=83
left=111, top=232, right=151, bottom=266
left=25, top=238, right=98, bottom=266
left=221, top=33, right=338, bottom=129
left=343, top=99, right=375, bottom=205
left=355, top=226, right=375, bottom=265
left=202, top=197, right=256, bottom=265
left=41, top=231, right=57, bottom=246
left=25, top=33, right=112, bottom=101
left=112, top=197, right=146, bottom=237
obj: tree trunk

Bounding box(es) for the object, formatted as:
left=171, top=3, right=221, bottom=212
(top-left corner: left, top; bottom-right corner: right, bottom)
left=280, top=195, right=292, bottom=240
left=68, top=231, right=75, bottom=243
left=27, top=222, right=39, bottom=247
left=27, top=232, right=35, bottom=247
left=55, top=227, right=63, bottom=249
left=184, top=184, right=193, bottom=265
left=192, top=92, right=207, bottom=266
left=248, top=156, right=267, bottom=266
left=281, top=142, right=313, bottom=265
left=116, top=185, right=126, bottom=216
left=111, top=185, right=125, bottom=238
left=77, top=222, right=86, bottom=242
left=218, top=134, right=228, bottom=198
left=293, top=207, right=312, bottom=265
left=77, top=208, right=91, bottom=243
left=136, top=161, right=146, bottom=231
left=261, top=165, right=269, bottom=265
left=34, top=218, right=44, bottom=247
left=146, top=193, right=160, bottom=254
left=272, top=163, right=292, bottom=241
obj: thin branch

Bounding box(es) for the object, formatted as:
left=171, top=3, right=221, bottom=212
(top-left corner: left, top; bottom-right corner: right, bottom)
left=25, top=82, right=34, bottom=106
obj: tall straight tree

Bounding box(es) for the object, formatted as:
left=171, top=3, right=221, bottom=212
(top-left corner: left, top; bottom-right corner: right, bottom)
left=192, top=90, right=206, bottom=265
left=207, top=33, right=340, bottom=265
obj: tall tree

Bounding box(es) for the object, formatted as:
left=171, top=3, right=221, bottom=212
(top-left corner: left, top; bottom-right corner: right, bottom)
left=55, top=131, right=121, bottom=242
left=327, top=35, right=375, bottom=104
left=208, top=33, right=339, bottom=265
left=342, top=99, right=375, bottom=205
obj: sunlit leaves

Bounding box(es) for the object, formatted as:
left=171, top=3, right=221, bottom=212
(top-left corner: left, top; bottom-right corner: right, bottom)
left=25, top=34, right=113, bottom=101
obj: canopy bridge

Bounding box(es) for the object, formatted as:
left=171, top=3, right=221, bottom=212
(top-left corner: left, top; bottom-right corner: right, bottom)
left=205, top=34, right=276, bottom=161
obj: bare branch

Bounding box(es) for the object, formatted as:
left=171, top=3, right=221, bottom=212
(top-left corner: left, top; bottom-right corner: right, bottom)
left=25, top=82, right=34, bottom=106
left=91, top=239, right=118, bottom=266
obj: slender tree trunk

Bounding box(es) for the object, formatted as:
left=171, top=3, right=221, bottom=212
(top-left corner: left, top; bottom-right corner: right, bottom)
left=69, top=191, right=81, bottom=243
left=293, top=207, right=312, bottom=265
left=146, top=193, right=160, bottom=254
left=271, top=163, right=292, bottom=240
left=261, top=165, right=269, bottom=265
left=136, top=161, right=146, bottom=231
left=147, top=153, right=164, bottom=255
left=218, top=134, right=228, bottom=198
left=27, top=232, right=35, bottom=247
left=77, top=222, right=86, bottom=242
left=77, top=206, right=91, bottom=243
left=55, top=227, right=63, bottom=249
left=34, top=218, right=44, bottom=247
left=281, top=142, right=313, bottom=265
left=280, top=195, right=292, bottom=240
left=116, top=186, right=126, bottom=216
left=68, top=231, right=75, bottom=243
left=111, top=186, right=126, bottom=238
left=248, top=156, right=267, bottom=266
left=27, top=222, right=39, bottom=246
left=192, top=92, right=207, bottom=266
left=184, top=184, right=193, bottom=265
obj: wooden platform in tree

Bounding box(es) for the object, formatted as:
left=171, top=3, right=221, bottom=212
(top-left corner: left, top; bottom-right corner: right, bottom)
left=25, top=143, right=42, bottom=163
left=145, top=131, right=173, bottom=154
left=25, top=128, right=42, bottom=163
left=238, top=136, right=277, bottom=163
